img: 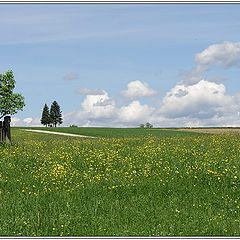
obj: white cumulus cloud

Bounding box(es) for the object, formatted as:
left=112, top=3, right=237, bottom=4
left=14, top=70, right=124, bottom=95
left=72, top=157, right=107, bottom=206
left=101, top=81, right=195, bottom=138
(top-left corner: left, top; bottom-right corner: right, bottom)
left=78, top=88, right=105, bottom=95
left=81, top=90, right=116, bottom=119
left=121, top=80, right=157, bottom=98
left=159, top=79, right=232, bottom=119
left=182, top=41, right=240, bottom=85
left=196, top=41, right=240, bottom=68
left=118, top=100, right=154, bottom=124
left=11, top=117, right=41, bottom=126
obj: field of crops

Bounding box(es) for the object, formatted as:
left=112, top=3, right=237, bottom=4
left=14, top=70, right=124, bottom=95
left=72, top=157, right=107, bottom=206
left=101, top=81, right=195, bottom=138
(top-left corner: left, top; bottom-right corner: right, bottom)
left=0, top=128, right=240, bottom=236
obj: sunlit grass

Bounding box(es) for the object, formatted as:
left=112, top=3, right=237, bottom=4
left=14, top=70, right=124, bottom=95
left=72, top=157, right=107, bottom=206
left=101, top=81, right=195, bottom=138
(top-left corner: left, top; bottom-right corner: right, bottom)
left=0, top=128, right=239, bottom=236
left=18, top=126, right=202, bottom=137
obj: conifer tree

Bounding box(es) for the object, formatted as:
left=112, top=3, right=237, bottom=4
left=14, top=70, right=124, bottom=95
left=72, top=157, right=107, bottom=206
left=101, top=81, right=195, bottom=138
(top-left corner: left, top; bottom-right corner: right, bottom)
left=50, top=101, right=63, bottom=127
left=40, top=104, right=50, bottom=127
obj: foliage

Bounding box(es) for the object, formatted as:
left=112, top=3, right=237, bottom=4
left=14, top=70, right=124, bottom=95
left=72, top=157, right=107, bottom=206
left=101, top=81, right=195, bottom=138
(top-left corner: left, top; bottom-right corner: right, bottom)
left=40, top=104, right=51, bottom=127
left=0, top=128, right=239, bottom=236
left=0, top=70, right=25, bottom=119
left=139, top=123, right=153, bottom=128
left=145, top=122, right=153, bottom=128
left=50, top=101, right=63, bottom=127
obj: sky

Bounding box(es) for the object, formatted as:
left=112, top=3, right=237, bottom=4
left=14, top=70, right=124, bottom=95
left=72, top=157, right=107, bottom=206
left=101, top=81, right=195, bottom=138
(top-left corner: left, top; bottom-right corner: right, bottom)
left=1, top=3, right=240, bottom=127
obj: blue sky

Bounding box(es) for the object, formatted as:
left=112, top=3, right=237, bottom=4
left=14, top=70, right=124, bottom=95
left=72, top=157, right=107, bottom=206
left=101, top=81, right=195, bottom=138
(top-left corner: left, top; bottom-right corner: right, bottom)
left=1, top=4, right=240, bottom=127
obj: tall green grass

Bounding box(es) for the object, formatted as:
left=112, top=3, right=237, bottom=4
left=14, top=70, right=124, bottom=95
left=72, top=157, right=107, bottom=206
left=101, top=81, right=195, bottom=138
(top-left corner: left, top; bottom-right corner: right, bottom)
left=0, top=128, right=239, bottom=236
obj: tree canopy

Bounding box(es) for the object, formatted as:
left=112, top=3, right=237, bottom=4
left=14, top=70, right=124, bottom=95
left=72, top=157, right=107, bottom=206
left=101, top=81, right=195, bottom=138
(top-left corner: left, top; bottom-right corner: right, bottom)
left=50, top=101, right=63, bottom=127
left=0, top=70, right=25, bottom=119
left=139, top=122, right=153, bottom=128
left=41, top=103, right=51, bottom=127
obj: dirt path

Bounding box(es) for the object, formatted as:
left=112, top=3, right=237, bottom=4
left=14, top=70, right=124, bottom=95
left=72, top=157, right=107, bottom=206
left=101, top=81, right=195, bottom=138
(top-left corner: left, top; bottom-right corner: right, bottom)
left=23, top=129, right=96, bottom=138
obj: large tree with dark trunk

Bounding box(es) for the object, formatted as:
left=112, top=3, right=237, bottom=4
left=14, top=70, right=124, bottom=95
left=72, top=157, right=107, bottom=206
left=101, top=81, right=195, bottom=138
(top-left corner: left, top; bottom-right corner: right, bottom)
left=0, top=70, right=25, bottom=119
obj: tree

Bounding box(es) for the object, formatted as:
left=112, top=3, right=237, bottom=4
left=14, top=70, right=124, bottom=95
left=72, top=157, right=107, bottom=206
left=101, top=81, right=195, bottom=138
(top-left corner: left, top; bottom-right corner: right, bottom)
left=69, top=124, right=78, bottom=128
left=145, top=122, right=153, bottom=128
left=50, top=101, right=63, bottom=127
left=139, top=123, right=145, bottom=128
left=0, top=70, right=25, bottom=119
left=41, top=104, right=51, bottom=127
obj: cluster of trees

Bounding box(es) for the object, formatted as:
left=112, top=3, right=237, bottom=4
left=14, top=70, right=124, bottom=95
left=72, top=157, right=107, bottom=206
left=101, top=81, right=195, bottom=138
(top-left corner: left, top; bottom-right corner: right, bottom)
left=41, top=101, right=63, bottom=127
left=140, top=122, right=153, bottom=128
left=69, top=124, right=78, bottom=128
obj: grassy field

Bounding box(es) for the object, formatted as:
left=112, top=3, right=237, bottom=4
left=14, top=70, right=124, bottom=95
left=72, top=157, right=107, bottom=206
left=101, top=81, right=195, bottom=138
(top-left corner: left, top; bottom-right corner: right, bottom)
left=0, top=127, right=240, bottom=236
left=18, top=126, right=202, bottom=138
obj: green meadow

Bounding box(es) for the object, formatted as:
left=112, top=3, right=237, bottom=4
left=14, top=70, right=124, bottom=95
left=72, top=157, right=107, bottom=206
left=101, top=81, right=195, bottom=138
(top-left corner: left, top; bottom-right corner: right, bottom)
left=19, top=126, right=200, bottom=137
left=0, top=127, right=239, bottom=236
